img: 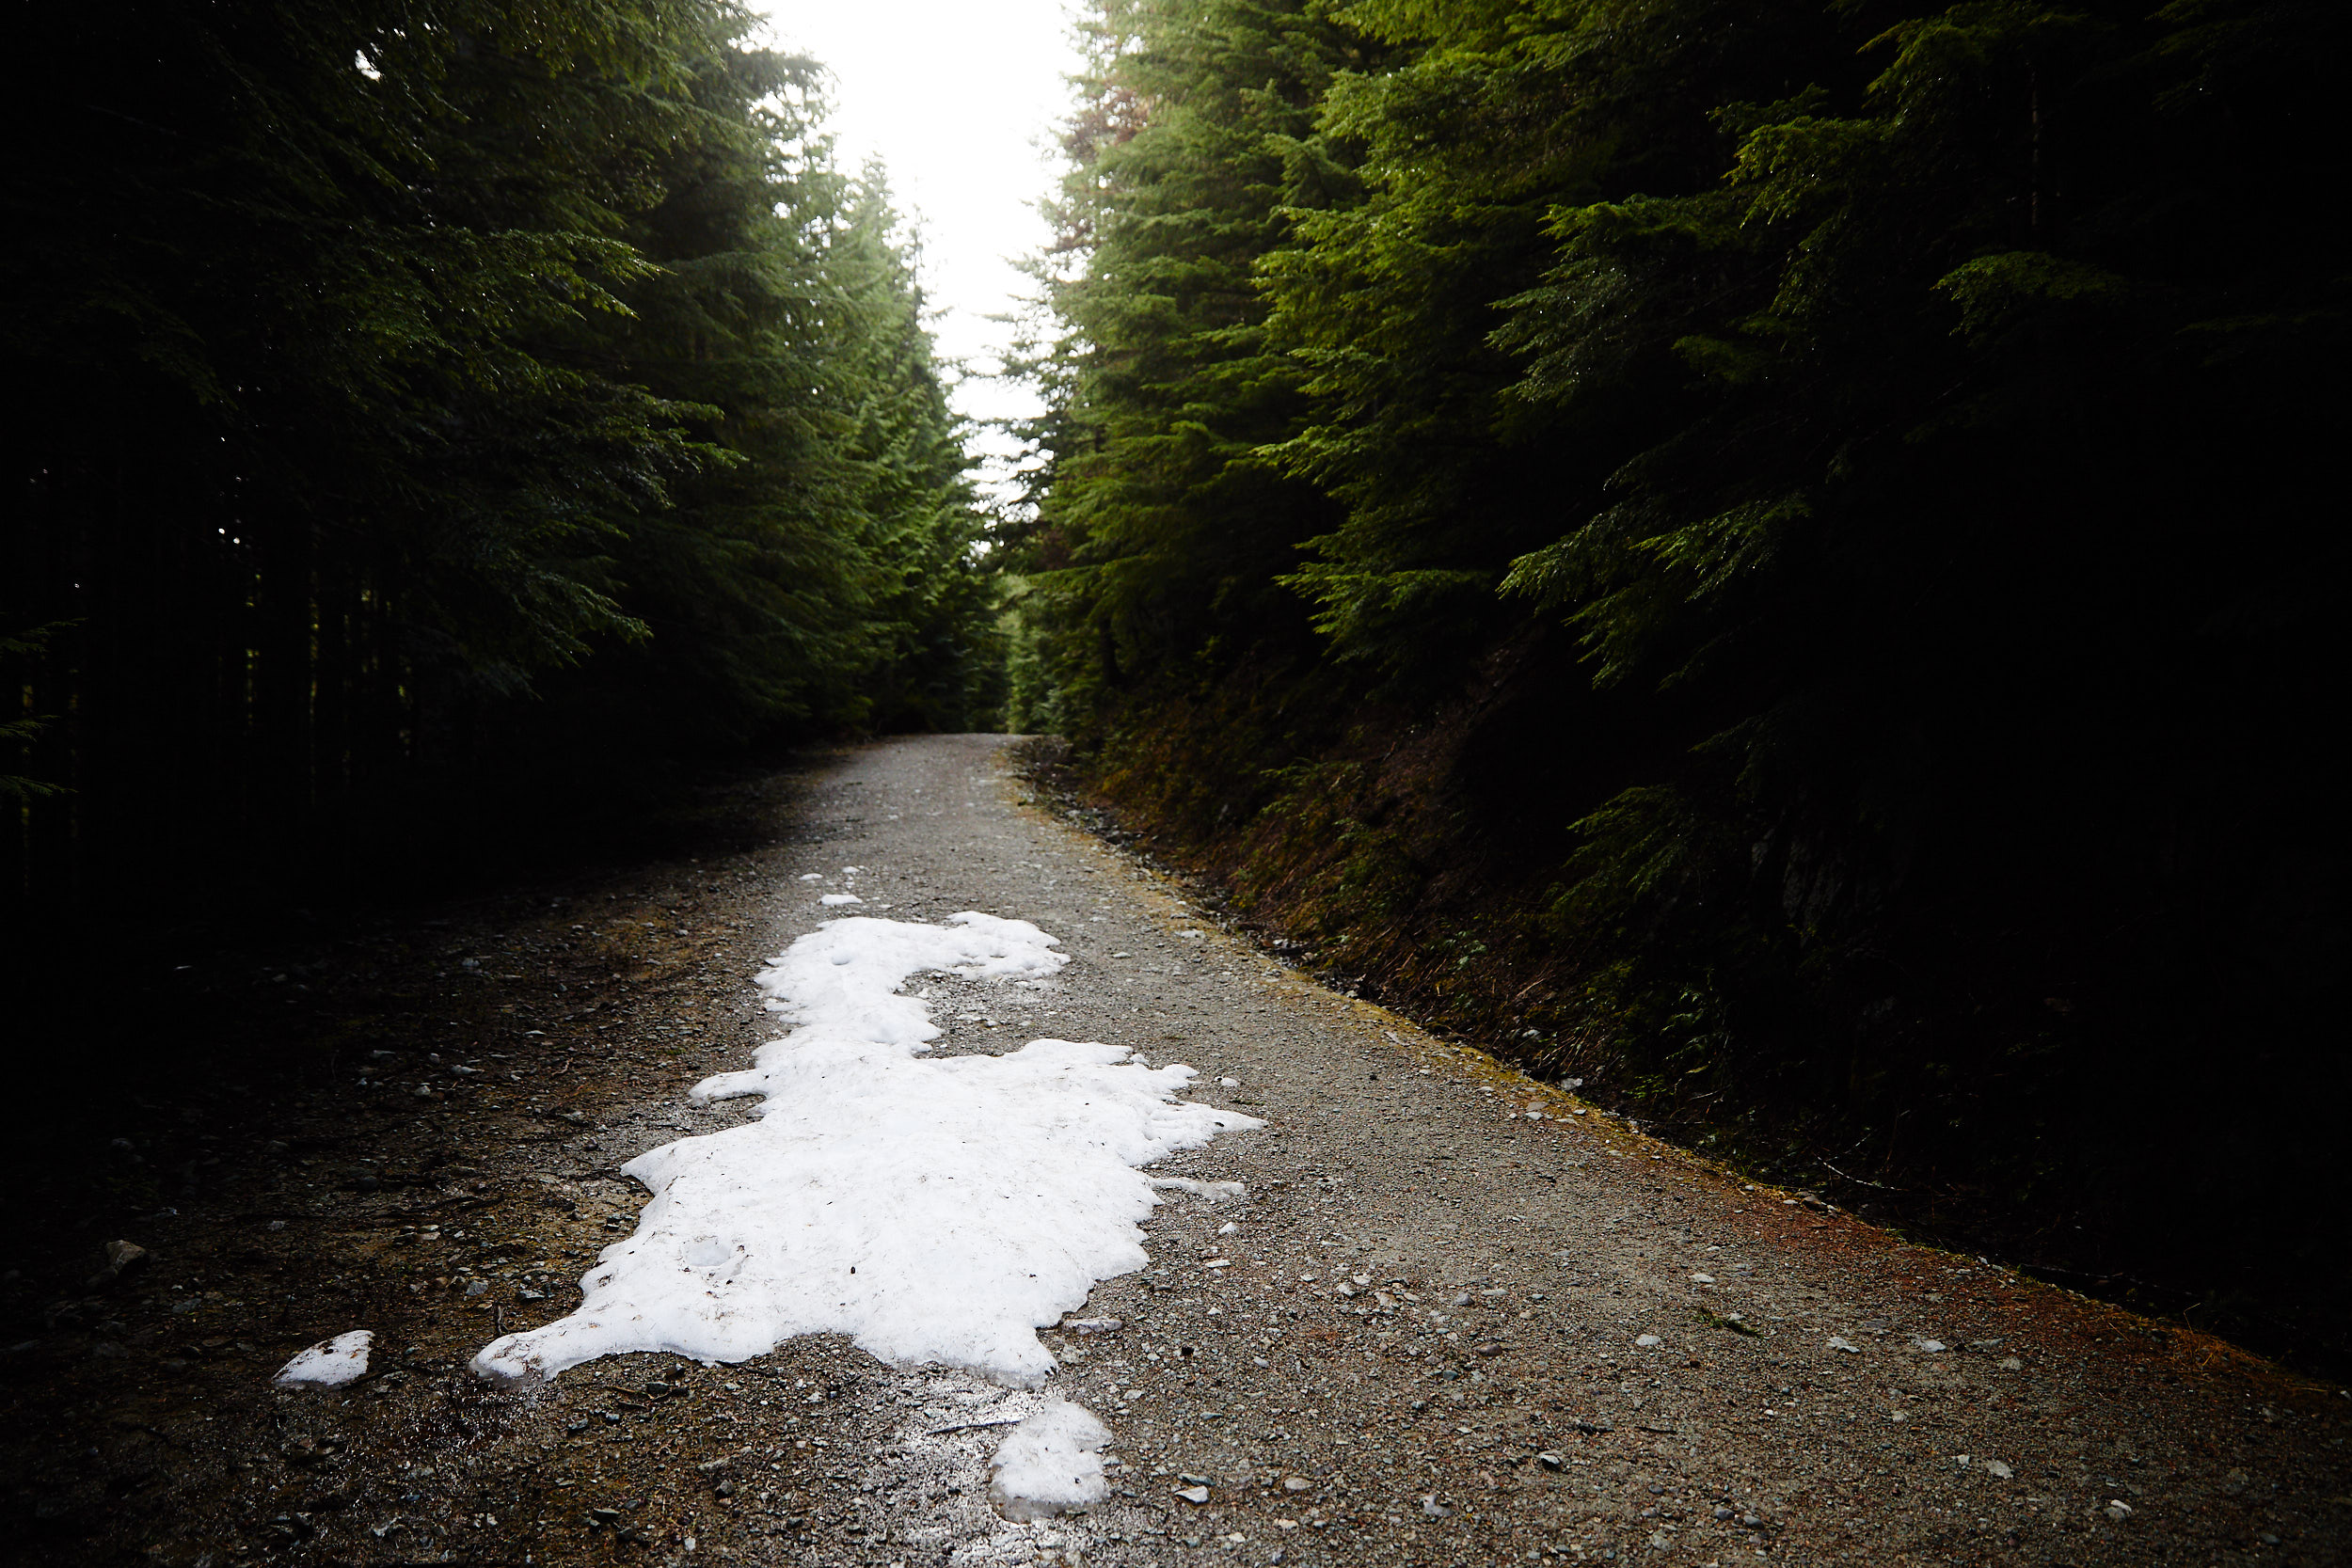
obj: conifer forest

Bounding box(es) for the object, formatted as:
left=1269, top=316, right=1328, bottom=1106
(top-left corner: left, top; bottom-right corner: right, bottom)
left=997, top=0, right=2348, bottom=1356
left=7, top=0, right=2350, bottom=1385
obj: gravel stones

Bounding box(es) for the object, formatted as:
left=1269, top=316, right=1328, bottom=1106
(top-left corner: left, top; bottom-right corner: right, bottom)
left=17, top=736, right=2350, bottom=1568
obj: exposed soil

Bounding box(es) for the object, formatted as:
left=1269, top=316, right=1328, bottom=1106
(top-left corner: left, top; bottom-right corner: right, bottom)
left=1, top=736, right=2344, bottom=1568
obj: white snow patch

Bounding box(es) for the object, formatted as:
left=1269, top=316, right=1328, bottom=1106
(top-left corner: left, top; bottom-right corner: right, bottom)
left=1150, top=1177, right=1246, bottom=1201
left=471, top=912, right=1259, bottom=1387
left=273, top=1330, right=372, bottom=1387
left=991, top=1398, right=1112, bottom=1520
left=818, top=893, right=864, bottom=906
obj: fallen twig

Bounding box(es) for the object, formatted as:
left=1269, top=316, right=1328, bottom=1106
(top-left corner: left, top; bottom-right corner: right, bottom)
left=924, top=1416, right=1024, bottom=1436
left=1819, top=1159, right=1902, bottom=1192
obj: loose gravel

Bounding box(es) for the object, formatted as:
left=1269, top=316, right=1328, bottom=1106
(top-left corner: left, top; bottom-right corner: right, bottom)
left=2, top=736, right=2343, bottom=1568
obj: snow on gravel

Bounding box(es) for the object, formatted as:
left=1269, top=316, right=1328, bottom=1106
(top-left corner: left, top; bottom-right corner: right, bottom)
left=471, top=911, right=1261, bottom=1392
left=989, top=1397, right=1113, bottom=1520
left=272, top=1330, right=373, bottom=1387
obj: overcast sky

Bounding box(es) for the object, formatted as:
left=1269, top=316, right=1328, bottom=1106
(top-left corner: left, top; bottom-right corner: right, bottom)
left=756, top=0, right=1080, bottom=466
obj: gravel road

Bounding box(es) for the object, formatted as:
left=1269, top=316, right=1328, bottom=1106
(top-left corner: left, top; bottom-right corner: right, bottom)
left=7, top=736, right=2344, bottom=1568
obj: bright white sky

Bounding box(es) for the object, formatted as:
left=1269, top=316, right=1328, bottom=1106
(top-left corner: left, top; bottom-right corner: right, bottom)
left=755, top=0, right=1080, bottom=478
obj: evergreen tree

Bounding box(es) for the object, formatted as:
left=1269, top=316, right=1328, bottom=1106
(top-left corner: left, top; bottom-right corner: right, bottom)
left=4, top=0, right=999, bottom=920
left=1006, top=0, right=1352, bottom=739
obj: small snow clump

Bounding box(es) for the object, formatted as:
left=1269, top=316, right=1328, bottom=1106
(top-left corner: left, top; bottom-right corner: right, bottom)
left=274, top=1330, right=372, bottom=1387
left=992, top=1399, right=1113, bottom=1519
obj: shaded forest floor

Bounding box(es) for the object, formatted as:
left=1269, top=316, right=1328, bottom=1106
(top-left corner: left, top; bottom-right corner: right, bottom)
left=0, top=756, right=845, bottom=1560
left=1008, top=736, right=2352, bottom=1387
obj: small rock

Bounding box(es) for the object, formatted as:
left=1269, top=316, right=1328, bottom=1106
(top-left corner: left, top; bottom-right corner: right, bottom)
left=1913, top=1338, right=1947, bottom=1354
left=1067, top=1317, right=1123, bottom=1335
left=1174, top=1486, right=1210, bottom=1505
left=1634, top=1334, right=1662, bottom=1348
left=1537, top=1452, right=1565, bottom=1471
left=1982, top=1460, right=2013, bottom=1480
left=1998, top=1355, right=2024, bottom=1370
left=1282, top=1476, right=1312, bottom=1493
left=1473, top=1340, right=1503, bottom=1355
left=1714, top=1506, right=1734, bottom=1520
left=1572, top=1418, right=1613, bottom=1433
left=1421, top=1497, right=1452, bottom=1520
left=2104, top=1499, right=2134, bottom=1523
left=1689, top=1274, right=1716, bottom=1284
left=103, top=1240, right=151, bottom=1276
left=463, top=1279, right=488, bottom=1297
left=1825, top=1336, right=1863, bottom=1354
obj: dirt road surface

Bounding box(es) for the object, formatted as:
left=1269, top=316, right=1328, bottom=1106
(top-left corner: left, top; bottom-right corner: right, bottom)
left=5, top=736, right=2344, bottom=1568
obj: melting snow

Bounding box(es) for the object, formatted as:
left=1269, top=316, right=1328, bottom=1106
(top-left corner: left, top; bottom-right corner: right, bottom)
left=274, top=1330, right=372, bottom=1387
left=472, top=912, right=1259, bottom=1388
left=990, top=1397, right=1112, bottom=1519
